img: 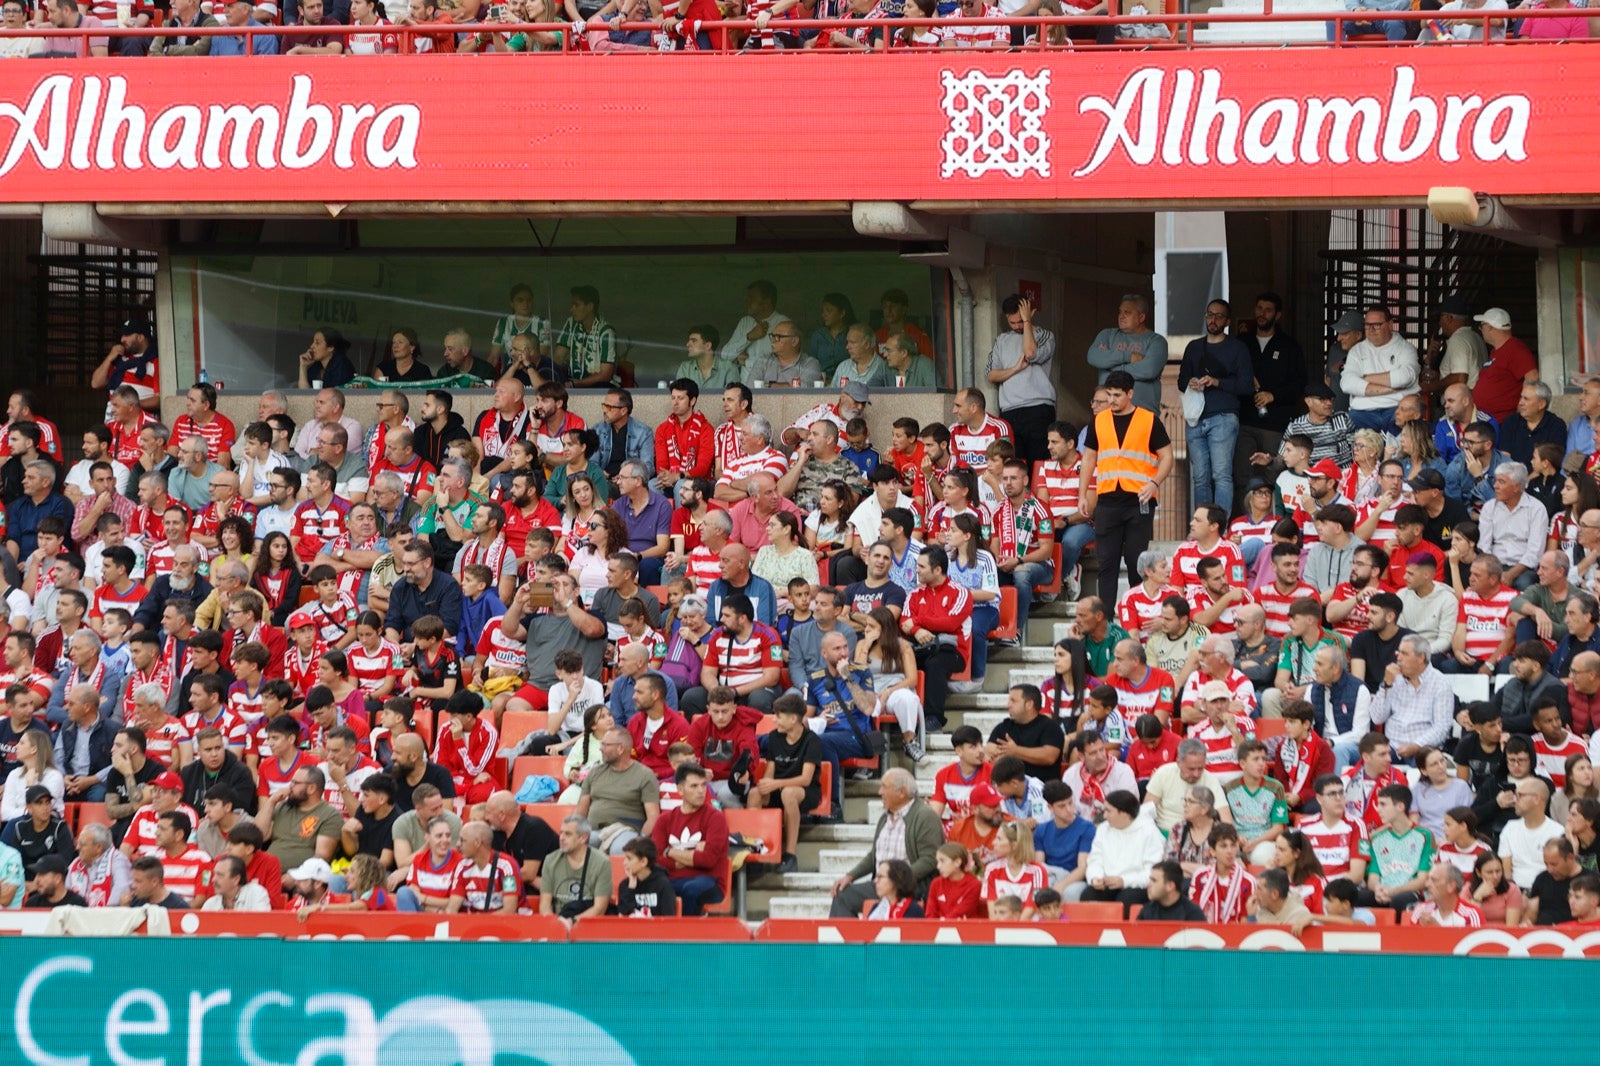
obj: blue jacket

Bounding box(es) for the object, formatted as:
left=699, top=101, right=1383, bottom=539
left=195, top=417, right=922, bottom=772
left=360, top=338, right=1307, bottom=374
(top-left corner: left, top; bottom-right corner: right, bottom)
left=1433, top=411, right=1497, bottom=464
left=1445, top=448, right=1508, bottom=515
left=807, top=666, right=877, bottom=739
left=45, top=662, right=126, bottom=729
left=608, top=669, right=680, bottom=727
left=53, top=713, right=117, bottom=781
left=594, top=417, right=656, bottom=483
left=706, top=575, right=777, bottom=629
left=1309, top=671, right=1364, bottom=739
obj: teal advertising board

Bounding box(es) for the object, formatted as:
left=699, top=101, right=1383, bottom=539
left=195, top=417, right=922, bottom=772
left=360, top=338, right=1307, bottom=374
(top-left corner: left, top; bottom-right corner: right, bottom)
left=3, top=939, right=1588, bottom=1065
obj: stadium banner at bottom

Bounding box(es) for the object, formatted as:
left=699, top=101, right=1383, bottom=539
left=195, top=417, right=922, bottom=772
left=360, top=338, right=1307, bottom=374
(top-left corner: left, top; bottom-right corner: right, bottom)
left=2, top=939, right=1591, bottom=1065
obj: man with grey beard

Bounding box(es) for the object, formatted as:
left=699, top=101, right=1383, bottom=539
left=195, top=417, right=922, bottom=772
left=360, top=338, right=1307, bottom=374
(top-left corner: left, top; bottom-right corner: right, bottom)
left=132, top=544, right=212, bottom=633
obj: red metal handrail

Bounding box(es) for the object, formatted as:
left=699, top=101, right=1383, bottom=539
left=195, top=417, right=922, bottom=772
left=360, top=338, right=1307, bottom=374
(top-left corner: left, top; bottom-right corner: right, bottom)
left=7, top=6, right=1592, bottom=53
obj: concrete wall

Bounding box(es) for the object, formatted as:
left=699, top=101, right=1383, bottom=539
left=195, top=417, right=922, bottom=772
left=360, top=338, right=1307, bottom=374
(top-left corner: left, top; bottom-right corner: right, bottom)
left=198, top=387, right=954, bottom=454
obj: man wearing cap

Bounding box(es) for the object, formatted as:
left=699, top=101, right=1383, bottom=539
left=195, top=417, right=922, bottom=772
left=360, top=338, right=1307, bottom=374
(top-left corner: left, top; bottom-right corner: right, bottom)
left=1, top=784, right=75, bottom=879
left=985, top=294, right=1059, bottom=469
left=1497, top=381, right=1568, bottom=468
left=944, top=780, right=1011, bottom=871
left=1478, top=461, right=1549, bottom=590
left=1293, top=459, right=1354, bottom=544
left=285, top=857, right=341, bottom=913
left=1406, top=469, right=1468, bottom=551
left=1177, top=298, right=1253, bottom=512
left=1284, top=384, right=1354, bottom=473
left=1325, top=309, right=1364, bottom=413
left=1430, top=294, right=1488, bottom=393
left=119, top=770, right=198, bottom=859
left=22, top=854, right=85, bottom=908
left=91, top=320, right=161, bottom=414
left=1340, top=305, right=1420, bottom=434
left=1472, top=308, right=1538, bottom=423
left=1434, top=383, right=1497, bottom=465
left=783, top=382, right=869, bottom=452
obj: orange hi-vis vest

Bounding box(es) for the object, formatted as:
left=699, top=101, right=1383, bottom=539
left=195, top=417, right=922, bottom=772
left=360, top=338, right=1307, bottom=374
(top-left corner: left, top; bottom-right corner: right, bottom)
left=1093, top=406, right=1159, bottom=495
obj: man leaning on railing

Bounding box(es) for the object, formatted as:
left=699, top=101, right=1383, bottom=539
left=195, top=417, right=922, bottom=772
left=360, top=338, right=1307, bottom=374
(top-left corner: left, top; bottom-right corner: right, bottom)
left=212, top=0, right=282, bottom=53
left=149, top=0, right=219, bottom=55
left=34, top=0, right=108, bottom=56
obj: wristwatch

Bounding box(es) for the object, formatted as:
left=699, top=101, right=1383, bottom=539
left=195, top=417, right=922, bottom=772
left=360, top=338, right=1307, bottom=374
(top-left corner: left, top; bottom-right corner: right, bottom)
left=334, top=546, right=346, bottom=561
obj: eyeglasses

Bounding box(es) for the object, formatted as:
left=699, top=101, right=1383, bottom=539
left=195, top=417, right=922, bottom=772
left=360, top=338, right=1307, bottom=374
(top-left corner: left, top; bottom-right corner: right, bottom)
left=770, top=333, right=798, bottom=341
left=1363, top=321, right=1387, bottom=330
left=600, top=403, right=626, bottom=411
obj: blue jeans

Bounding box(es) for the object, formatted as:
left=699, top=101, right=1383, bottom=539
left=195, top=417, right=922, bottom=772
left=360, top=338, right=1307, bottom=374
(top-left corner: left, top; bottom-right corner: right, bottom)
left=1347, top=407, right=1397, bottom=431
left=1003, top=560, right=1054, bottom=630
left=1333, top=740, right=1360, bottom=771
left=673, top=874, right=724, bottom=916
left=1242, top=538, right=1264, bottom=569
left=1326, top=17, right=1406, bottom=40
left=397, top=887, right=423, bottom=912
left=819, top=729, right=876, bottom=810
left=970, top=601, right=1000, bottom=680
left=1057, top=522, right=1095, bottom=581
left=69, top=783, right=106, bottom=802
left=1188, top=412, right=1239, bottom=512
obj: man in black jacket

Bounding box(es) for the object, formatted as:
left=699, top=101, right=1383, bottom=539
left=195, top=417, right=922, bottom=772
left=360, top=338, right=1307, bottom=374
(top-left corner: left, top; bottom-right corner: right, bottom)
left=180, top=728, right=258, bottom=816
left=1236, top=292, right=1307, bottom=504
left=1137, top=860, right=1207, bottom=921
left=0, top=785, right=76, bottom=879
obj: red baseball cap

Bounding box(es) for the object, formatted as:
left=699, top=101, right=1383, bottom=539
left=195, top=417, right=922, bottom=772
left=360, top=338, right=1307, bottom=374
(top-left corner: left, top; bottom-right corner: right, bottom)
left=151, top=771, right=183, bottom=791
left=1307, top=458, right=1343, bottom=480
left=287, top=611, right=317, bottom=631
left=968, top=782, right=1003, bottom=809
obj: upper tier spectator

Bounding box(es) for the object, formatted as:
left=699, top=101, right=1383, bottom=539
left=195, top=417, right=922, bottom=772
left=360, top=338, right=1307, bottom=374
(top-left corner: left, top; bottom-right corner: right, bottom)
left=1087, top=294, right=1167, bottom=414
left=1340, top=306, right=1420, bottom=432
left=721, top=280, right=791, bottom=376
left=1471, top=308, right=1539, bottom=422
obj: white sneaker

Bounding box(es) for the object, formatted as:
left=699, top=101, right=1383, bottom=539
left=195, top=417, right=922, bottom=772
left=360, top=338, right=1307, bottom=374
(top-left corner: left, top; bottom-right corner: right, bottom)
left=949, top=680, right=984, bottom=695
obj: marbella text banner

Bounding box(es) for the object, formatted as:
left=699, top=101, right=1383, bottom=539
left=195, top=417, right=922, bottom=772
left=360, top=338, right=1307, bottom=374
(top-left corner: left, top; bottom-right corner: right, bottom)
left=2, top=939, right=1591, bottom=1066
left=0, top=48, right=1591, bottom=204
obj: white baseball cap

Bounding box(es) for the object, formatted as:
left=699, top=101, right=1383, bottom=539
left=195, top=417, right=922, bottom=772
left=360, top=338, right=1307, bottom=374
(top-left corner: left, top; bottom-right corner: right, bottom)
left=287, top=858, right=334, bottom=885
left=1473, top=307, right=1512, bottom=330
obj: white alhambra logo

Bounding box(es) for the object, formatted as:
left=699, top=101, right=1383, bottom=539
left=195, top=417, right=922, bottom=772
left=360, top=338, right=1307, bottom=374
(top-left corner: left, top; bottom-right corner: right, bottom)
left=0, top=73, right=419, bottom=177
left=1073, top=66, right=1529, bottom=178
left=940, top=69, right=1052, bottom=180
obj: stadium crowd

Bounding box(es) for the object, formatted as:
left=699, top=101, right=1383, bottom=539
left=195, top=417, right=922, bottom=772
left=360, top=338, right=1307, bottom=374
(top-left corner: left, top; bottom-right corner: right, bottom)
left=4, top=284, right=1600, bottom=935
left=3, top=0, right=1590, bottom=59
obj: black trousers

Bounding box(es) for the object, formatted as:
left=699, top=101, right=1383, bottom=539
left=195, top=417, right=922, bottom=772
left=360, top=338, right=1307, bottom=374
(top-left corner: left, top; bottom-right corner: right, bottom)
left=914, top=643, right=965, bottom=731
left=1093, top=496, right=1153, bottom=607
left=1003, top=403, right=1059, bottom=469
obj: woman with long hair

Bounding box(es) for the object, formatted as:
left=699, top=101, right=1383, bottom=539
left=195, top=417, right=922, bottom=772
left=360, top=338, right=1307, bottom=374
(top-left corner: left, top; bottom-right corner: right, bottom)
left=348, top=611, right=402, bottom=704
left=558, top=473, right=605, bottom=561
left=1271, top=828, right=1328, bottom=914
left=1396, top=420, right=1443, bottom=479
left=214, top=516, right=255, bottom=572
left=252, top=531, right=302, bottom=627
left=1437, top=806, right=1491, bottom=876
left=570, top=507, right=628, bottom=606
left=805, top=480, right=856, bottom=584
left=544, top=428, right=608, bottom=509
left=298, top=327, right=355, bottom=389
left=1041, top=637, right=1089, bottom=730
left=1468, top=850, right=1524, bottom=924
left=924, top=842, right=984, bottom=920
left=946, top=511, right=1000, bottom=684
left=753, top=512, right=819, bottom=606
left=1553, top=753, right=1600, bottom=824
left=855, top=606, right=925, bottom=761
left=866, top=859, right=925, bottom=919
left=315, top=649, right=368, bottom=721
left=1548, top=471, right=1600, bottom=558
left=981, top=821, right=1050, bottom=919
left=1444, top=520, right=1481, bottom=596
left=1566, top=797, right=1600, bottom=872
left=1, top=727, right=64, bottom=818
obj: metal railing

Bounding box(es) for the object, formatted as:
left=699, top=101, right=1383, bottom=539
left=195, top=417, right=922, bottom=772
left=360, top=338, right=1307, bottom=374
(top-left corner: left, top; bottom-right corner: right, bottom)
left=8, top=7, right=1599, bottom=54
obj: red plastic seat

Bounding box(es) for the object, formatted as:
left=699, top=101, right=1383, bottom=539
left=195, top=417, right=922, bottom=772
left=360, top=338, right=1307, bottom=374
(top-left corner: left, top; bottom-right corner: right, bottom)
left=520, top=802, right=577, bottom=833
left=511, top=755, right=569, bottom=793
left=990, top=585, right=1018, bottom=642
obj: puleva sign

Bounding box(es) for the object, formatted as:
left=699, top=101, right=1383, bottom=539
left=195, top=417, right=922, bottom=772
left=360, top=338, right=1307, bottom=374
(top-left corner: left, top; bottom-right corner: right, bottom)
left=0, top=49, right=1587, bottom=204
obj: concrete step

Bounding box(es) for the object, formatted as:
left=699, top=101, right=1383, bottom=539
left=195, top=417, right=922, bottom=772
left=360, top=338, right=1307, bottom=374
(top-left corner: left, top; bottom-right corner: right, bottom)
left=818, top=847, right=870, bottom=874
left=766, top=895, right=834, bottom=919
left=775, top=871, right=839, bottom=891
left=956, top=711, right=1005, bottom=734
left=802, top=822, right=876, bottom=843
left=988, top=645, right=1055, bottom=664
left=947, top=692, right=1010, bottom=709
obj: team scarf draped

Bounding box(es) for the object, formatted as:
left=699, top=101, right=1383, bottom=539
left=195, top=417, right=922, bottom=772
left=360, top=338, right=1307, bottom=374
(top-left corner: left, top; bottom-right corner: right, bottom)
left=479, top=405, right=531, bottom=460
left=457, top=536, right=511, bottom=581
left=1192, top=863, right=1252, bottom=923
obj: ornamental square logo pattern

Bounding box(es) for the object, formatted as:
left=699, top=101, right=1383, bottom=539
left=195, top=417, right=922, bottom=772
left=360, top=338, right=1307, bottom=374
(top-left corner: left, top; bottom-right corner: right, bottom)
left=939, top=69, right=1052, bottom=180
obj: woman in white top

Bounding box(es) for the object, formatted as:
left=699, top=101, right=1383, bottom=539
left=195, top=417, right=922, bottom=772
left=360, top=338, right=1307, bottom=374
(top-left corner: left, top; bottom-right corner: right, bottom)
left=557, top=704, right=615, bottom=803
left=569, top=507, right=627, bottom=607
left=945, top=512, right=1000, bottom=682
left=854, top=606, right=925, bottom=761
left=803, top=481, right=856, bottom=584
left=558, top=473, right=604, bottom=561
left=2, top=728, right=65, bottom=819
left=753, top=512, right=819, bottom=611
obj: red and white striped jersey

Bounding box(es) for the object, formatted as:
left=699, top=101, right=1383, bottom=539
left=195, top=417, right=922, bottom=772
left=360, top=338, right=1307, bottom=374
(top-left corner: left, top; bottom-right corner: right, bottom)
left=257, top=750, right=310, bottom=799
left=1184, top=711, right=1257, bottom=780
left=980, top=859, right=1050, bottom=904
left=713, top=418, right=748, bottom=476
left=617, top=626, right=667, bottom=664
left=139, top=714, right=192, bottom=768
left=282, top=642, right=327, bottom=701
left=320, top=756, right=382, bottom=813
left=1034, top=458, right=1081, bottom=525
left=349, top=639, right=403, bottom=695
left=939, top=4, right=1009, bottom=46
left=1291, top=492, right=1353, bottom=545
left=1256, top=580, right=1320, bottom=639
left=448, top=852, right=522, bottom=912
left=924, top=502, right=993, bottom=544
left=1295, top=814, right=1366, bottom=877
left=291, top=498, right=352, bottom=564
left=146, top=539, right=210, bottom=581
left=0, top=415, right=62, bottom=462
left=950, top=414, right=1012, bottom=470
left=181, top=706, right=247, bottom=751
left=346, top=17, right=399, bottom=52
left=702, top=624, right=784, bottom=690
left=1458, top=585, right=1515, bottom=663
left=686, top=545, right=721, bottom=594
left=1535, top=731, right=1587, bottom=786
left=1357, top=496, right=1408, bottom=548
left=92, top=580, right=147, bottom=621
left=226, top=681, right=265, bottom=729
left=108, top=413, right=157, bottom=466
left=370, top=456, right=437, bottom=501
left=718, top=447, right=789, bottom=487
left=122, top=663, right=172, bottom=723
left=1105, top=667, right=1176, bottom=722
left=1436, top=838, right=1490, bottom=878
left=406, top=848, right=463, bottom=902
left=123, top=802, right=200, bottom=858
left=1118, top=582, right=1179, bottom=636
left=1327, top=582, right=1379, bottom=643
left=191, top=497, right=256, bottom=543
left=474, top=619, right=526, bottom=675
left=1228, top=514, right=1277, bottom=552
left=1171, top=539, right=1246, bottom=592
left=1187, top=586, right=1254, bottom=636
left=1408, top=900, right=1485, bottom=928
left=931, top=761, right=992, bottom=823
left=160, top=844, right=214, bottom=902
left=170, top=413, right=237, bottom=464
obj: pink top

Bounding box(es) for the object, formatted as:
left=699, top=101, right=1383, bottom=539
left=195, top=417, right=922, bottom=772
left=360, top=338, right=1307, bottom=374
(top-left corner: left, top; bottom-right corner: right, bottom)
left=1520, top=7, right=1590, bottom=37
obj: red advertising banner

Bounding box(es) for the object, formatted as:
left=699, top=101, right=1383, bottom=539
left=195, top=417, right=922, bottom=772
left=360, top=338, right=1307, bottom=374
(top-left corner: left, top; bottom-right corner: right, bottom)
left=173, top=911, right=572, bottom=940
left=754, top=919, right=1600, bottom=957
left=0, top=49, right=1593, bottom=205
